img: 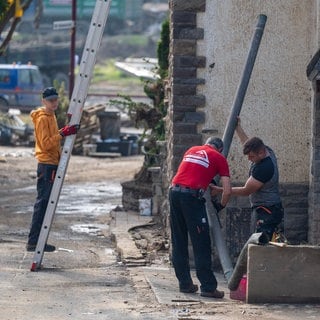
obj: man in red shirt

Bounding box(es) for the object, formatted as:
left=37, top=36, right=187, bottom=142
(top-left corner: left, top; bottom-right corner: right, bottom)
left=169, top=137, right=231, bottom=298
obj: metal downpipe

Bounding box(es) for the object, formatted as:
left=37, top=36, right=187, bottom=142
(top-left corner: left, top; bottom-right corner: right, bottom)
left=222, top=14, right=267, bottom=156
left=206, top=14, right=267, bottom=282
left=228, top=232, right=269, bottom=290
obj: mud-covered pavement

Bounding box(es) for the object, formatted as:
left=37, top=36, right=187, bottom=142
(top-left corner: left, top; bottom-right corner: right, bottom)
left=0, top=146, right=320, bottom=319
left=0, top=146, right=160, bottom=319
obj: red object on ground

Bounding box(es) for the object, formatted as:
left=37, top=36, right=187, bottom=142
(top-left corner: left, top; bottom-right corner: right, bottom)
left=230, top=275, right=247, bottom=301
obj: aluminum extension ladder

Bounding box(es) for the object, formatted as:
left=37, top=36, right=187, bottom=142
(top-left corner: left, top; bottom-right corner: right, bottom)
left=30, top=0, right=111, bottom=271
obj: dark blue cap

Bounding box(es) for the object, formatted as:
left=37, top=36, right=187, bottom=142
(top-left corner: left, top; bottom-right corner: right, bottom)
left=42, top=87, right=58, bottom=100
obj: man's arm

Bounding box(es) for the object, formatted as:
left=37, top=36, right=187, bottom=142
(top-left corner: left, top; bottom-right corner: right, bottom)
left=231, top=176, right=263, bottom=196
left=220, top=176, right=232, bottom=207
left=210, top=175, right=263, bottom=198
left=235, top=118, right=249, bottom=145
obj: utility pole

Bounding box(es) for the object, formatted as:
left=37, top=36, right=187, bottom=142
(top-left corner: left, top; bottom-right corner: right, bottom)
left=69, top=0, right=76, bottom=99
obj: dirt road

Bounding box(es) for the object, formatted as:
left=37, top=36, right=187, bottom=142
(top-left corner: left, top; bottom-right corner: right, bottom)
left=0, top=145, right=145, bottom=235
left=0, top=145, right=144, bottom=188
left=1, top=146, right=319, bottom=320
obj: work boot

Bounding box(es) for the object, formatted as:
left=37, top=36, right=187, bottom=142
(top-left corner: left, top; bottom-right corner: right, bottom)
left=26, top=243, right=56, bottom=252
left=179, top=284, right=198, bottom=293
left=200, top=289, right=224, bottom=299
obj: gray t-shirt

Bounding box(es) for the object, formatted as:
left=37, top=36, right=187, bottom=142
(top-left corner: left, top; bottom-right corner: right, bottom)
left=249, top=147, right=281, bottom=207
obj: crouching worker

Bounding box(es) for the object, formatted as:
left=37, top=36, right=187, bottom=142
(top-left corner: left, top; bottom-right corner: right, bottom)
left=211, top=118, right=284, bottom=241
left=169, top=137, right=231, bottom=298
left=26, top=87, right=80, bottom=252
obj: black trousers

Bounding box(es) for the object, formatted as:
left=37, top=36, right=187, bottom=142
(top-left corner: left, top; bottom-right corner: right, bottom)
left=28, top=163, right=57, bottom=245
left=252, top=203, right=284, bottom=240
left=169, top=188, right=217, bottom=292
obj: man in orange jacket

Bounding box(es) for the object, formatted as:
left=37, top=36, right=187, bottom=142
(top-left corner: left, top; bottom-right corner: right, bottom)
left=26, top=87, right=79, bottom=252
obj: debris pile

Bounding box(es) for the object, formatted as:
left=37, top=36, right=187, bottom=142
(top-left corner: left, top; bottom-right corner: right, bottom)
left=72, top=104, right=106, bottom=155
left=0, top=110, right=33, bottom=146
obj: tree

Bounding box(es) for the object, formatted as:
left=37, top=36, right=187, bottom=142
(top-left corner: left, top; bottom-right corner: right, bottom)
left=120, top=19, right=169, bottom=210
left=0, top=0, right=35, bottom=56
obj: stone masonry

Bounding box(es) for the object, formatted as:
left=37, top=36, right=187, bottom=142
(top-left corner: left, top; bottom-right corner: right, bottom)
left=166, top=0, right=206, bottom=179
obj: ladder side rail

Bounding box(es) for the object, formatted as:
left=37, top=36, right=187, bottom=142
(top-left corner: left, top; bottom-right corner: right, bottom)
left=68, top=0, right=111, bottom=122
left=30, top=0, right=112, bottom=271
left=30, top=144, right=72, bottom=269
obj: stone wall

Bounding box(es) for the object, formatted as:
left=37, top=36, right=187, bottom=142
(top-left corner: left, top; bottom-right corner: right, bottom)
left=211, top=183, right=309, bottom=267
left=148, top=141, right=169, bottom=228
left=281, top=184, right=309, bottom=244
left=166, top=0, right=206, bottom=183
left=162, top=0, right=207, bottom=233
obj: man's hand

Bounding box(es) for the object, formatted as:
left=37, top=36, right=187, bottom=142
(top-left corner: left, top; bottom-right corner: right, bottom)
left=236, top=116, right=241, bottom=127
left=212, top=200, right=225, bottom=213
left=60, top=124, right=80, bottom=137
left=235, top=116, right=249, bottom=144
left=209, top=184, right=221, bottom=197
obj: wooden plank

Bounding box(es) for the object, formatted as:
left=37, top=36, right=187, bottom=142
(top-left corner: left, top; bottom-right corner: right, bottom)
left=88, top=152, right=121, bottom=158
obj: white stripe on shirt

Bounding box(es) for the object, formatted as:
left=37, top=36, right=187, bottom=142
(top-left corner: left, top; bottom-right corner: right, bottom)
left=184, top=151, right=209, bottom=168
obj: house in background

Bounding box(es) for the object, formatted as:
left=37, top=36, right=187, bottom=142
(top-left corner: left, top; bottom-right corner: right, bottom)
left=160, top=0, right=320, bottom=261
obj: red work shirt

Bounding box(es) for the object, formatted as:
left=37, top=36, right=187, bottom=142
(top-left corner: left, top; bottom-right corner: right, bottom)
left=172, top=144, right=230, bottom=190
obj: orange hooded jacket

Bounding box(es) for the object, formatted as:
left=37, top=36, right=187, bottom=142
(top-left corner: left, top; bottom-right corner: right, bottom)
left=30, top=107, right=62, bottom=165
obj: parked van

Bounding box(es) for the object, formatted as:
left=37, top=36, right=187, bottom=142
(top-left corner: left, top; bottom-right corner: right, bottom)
left=0, top=64, right=43, bottom=112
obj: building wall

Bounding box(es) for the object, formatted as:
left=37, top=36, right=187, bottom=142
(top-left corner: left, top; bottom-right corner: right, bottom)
left=197, top=0, right=314, bottom=183
left=166, top=0, right=319, bottom=252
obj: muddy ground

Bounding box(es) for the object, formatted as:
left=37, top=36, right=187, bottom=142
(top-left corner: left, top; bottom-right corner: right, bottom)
left=0, top=146, right=149, bottom=249
left=1, top=146, right=320, bottom=319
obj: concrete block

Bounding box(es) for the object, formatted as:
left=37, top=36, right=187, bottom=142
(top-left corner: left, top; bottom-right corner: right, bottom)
left=247, top=244, right=320, bottom=303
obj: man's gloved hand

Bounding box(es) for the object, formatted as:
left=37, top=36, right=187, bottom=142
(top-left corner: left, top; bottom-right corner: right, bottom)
left=212, top=200, right=225, bottom=213
left=211, top=179, right=217, bottom=186
left=60, top=124, right=80, bottom=137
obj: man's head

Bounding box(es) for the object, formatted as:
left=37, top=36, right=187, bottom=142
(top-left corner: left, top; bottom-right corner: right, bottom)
left=42, top=87, right=58, bottom=100
left=243, top=137, right=267, bottom=163
left=205, top=137, right=224, bottom=153
left=42, top=87, right=59, bottom=112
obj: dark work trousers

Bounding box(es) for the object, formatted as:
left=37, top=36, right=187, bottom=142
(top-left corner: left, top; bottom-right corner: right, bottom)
left=169, top=188, right=217, bottom=292
left=28, top=163, right=57, bottom=245
left=251, top=203, right=284, bottom=241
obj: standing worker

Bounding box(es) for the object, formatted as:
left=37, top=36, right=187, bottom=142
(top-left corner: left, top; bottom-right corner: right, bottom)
left=26, top=87, right=79, bottom=252
left=211, top=118, right=284, bottom=241
left=169, top=137, right=231, bottom=298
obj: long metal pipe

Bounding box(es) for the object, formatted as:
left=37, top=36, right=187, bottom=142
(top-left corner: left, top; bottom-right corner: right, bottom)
left=228, top=232, right=269, bottom=291
left=207, top=14, right=267, bottom=282
left=222, top=14, right=267, bottom=157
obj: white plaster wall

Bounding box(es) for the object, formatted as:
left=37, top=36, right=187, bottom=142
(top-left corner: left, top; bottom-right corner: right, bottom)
left=197, top=0, right=316, bottom=183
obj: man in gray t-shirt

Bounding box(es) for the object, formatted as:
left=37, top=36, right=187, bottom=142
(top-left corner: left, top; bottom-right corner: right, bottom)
left=233, top=120, right=283, bottom=240
left=211, top=119, right=284, bottom=240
